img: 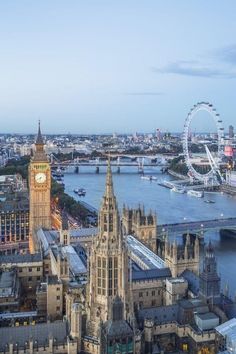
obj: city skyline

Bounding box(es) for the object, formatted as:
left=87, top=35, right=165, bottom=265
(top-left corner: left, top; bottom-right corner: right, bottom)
left=1, top=1, right=236, bottom=133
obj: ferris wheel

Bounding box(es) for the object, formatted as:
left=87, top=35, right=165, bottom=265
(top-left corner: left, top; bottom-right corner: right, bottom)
left=182, top=102, right=225, bottom=183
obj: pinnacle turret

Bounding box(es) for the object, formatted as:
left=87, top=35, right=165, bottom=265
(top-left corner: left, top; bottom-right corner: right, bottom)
left=61, top=207, right=69, bottom=231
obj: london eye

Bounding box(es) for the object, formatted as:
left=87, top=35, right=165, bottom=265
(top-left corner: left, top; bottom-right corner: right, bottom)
left=182, top=102, right=225, bottom=184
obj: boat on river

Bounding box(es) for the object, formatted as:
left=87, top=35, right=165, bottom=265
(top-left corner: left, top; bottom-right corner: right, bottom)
left=78, top=188, right=86, bottom=196
left=204, top=199, right=215, bottom=204
left=74, top=188, right=86, bottom=196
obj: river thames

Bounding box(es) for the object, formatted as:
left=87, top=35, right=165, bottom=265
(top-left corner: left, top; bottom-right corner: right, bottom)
left=64, top=166, right=236, bottom=297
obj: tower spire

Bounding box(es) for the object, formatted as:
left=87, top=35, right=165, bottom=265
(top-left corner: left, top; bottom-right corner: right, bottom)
left=33, top=120, right=47, bottom=161
left=105, top=156, right=114, bottom=197
left=36, top=120, right=44, bottom=145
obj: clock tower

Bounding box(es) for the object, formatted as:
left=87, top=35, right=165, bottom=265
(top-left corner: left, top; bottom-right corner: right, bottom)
left=29, top=122, right=51, bottom=253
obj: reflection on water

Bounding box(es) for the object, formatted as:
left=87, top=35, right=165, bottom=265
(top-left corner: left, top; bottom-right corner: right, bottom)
left=63, top=166, right=236, bottom=296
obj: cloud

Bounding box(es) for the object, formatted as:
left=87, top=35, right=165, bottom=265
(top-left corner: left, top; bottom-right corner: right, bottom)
left=152, top=60, right=236, bottom=79
left=215, top=44, right=236, bottom=65
left=125, top=92, right=164, bottom=96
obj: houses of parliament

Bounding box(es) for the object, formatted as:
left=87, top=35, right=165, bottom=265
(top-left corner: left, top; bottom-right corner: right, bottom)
left=0, top=124, right=235, bottom=354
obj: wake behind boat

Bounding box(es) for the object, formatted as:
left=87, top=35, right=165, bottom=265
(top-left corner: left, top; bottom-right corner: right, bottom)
left=141, top=175, right=157, bottom=181
left=187, top=189, right=204, bottom=198
left=158, top=180, right=175, bottom=189
left=171, top=186, right=186, bottom=194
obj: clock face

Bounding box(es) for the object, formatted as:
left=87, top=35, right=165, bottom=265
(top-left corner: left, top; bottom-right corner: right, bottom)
left=35, top=172, right=46, bottom=184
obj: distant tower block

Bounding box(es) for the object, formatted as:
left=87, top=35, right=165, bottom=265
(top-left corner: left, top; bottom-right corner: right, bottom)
left=229, top=125, right=234, bottom=139
left=122, top=205, right=157, bottom=253
left=156, top=128, right=161, bottom=141
left=164, top=234, right=200, bottom=277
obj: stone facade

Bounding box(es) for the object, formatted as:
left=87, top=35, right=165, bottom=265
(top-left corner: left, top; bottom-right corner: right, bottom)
left=199, top=241, right=221, bottom=304
left=132, top=277, right=164, bottom=310
left=47, top=275, right=63, bottom=320
left=0, top=194, right=29, bottom=255
left=122, top=205, right=157, bottom=253
left=164, top=234, right=200, bottom=277
left=36, top=275, right=63, bottom=320
left=29, top=122, right=51, bottom=253
left=165, top=277, right=188, bottom=305
left=0, top=253, right=43, bottom=302
left=143, top=319, right=216, bottom=354
left=0, top=269, right=20, bottom=312
left=85, top=160, right=136, bottom=352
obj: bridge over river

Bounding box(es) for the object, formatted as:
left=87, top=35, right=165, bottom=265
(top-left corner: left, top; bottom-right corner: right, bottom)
left=73, top=199, right=236, bottom=238
left=157, top=217, right=236, bottom=237
left=50, top=154, right=172, bottom=173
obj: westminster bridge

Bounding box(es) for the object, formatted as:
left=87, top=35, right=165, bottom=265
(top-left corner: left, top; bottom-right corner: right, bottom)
left=157, top=217, right=236, bottom=238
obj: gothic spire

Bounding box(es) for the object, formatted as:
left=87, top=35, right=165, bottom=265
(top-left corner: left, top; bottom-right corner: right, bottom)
left=36, top=120, right=44, bottom=145
left=105, top=157, right=114, bottom=198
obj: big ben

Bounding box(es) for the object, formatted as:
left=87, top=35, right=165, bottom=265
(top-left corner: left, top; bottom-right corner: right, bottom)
left=29, top=122, right=51, bottom=253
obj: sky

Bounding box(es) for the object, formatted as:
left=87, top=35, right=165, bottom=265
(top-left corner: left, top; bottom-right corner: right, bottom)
left=0, top=0, right=236, bottom=134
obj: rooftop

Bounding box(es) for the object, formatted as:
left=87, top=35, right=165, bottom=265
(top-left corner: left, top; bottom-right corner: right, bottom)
left=181, top=269, right=199, bottom=296
left=70, top=227, right=98, bottom=238
left=0, top=253, right=42, bottom=265
left=138, top=304, right=179, bottom=325
left=127, top=235, right=165, bottom=270
left=216, top=318, right=236, bottom=353
left=196, top=312, right=219, bottom=321
left=0, top=196, right=29, bottom=212
left=104, top=319, right=133, bottom=337
left=47, top=275, right=61, bottom=285
left=132, top=268, right=171, bottom=282
left=216, top=318, right=236, bottom=336
left=61, top=245, right=87, bottom=276
left=0, top=321, right=68, bottom=350
left=167, top=277, right=186, bottom=284
left=36, top=228, right=59, bottom=255
left=0, top=270, right=17, bottom=297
